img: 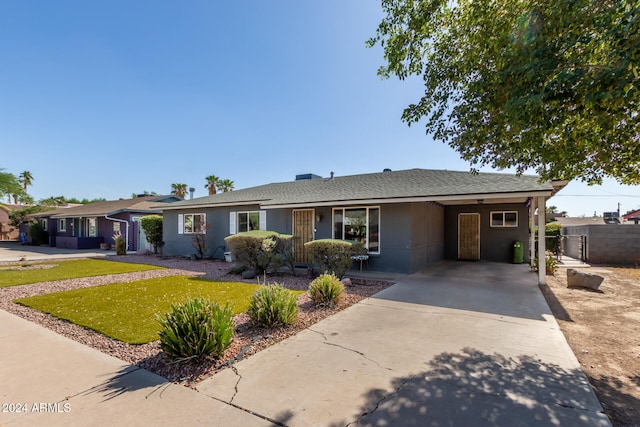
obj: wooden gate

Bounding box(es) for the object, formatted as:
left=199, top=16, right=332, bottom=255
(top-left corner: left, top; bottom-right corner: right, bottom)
left=293, top=209, right=314, bottom=263
left=458, top=213, right=480, bottom=260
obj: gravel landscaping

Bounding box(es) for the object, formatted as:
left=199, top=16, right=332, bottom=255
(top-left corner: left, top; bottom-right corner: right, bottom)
left=0, top=254, right=392, bottom=386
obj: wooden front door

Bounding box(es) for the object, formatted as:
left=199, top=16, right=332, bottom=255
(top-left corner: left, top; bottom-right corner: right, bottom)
left=458, top=213, right=480, bottom=260
left=293, top=209, right=315, bottom=263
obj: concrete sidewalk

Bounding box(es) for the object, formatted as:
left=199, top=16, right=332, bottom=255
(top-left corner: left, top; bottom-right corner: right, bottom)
left=0, top=310, right=271, bottom=427
left=1, top=261, right=610, bottom=426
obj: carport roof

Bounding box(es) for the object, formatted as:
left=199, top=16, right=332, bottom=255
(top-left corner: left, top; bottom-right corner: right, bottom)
left=162, top=168, right=565, bottom=210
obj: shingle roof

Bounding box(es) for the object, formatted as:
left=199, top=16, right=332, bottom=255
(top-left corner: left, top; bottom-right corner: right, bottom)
left=36, top=196, right=179, bottom=218
left=163, top=168, right=557, bottom=210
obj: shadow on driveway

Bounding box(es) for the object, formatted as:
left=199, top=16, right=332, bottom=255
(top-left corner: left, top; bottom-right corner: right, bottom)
left=331, top=347, right=609, bottom=427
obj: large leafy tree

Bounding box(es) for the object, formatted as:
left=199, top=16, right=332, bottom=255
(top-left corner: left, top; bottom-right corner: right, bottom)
left=369, top=0, right=640, bottom=184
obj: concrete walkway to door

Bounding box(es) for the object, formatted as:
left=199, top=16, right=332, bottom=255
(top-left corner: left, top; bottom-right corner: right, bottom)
left=197, top=261, right=610, bottom=426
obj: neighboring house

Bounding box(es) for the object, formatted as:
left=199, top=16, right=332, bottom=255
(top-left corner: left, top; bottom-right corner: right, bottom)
left=32, top=195, right=181, bottom=250
left=623, top=209, right=640, bottom=224
left=161, top=169, right=566, bottom=275
left=0, top=204, right=20, bottom=240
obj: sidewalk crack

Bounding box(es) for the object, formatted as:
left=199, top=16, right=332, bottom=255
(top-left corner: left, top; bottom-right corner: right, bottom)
left=307, top=328, right=392, bottom=371
left=345, top=376, right=412, bottom=427
left=229, top=365, right=242, bottom=404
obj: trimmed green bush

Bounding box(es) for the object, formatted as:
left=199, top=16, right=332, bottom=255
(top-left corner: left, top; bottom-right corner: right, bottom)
left=225, top=230, right=293, bottom=275
left=157, top=298, right=234, bottom=361
left=28, top=221, right=49, bottom=246
left=140, top=215, right=164, bottom=254
left=248, top=284, right=298, bottom=327
left=304, top=239, right=367, bottom=279
left=308, top=273, right=344, bottom=307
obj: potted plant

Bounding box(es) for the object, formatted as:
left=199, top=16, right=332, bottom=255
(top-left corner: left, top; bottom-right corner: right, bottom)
left=533, top=253, right=558, bottom=275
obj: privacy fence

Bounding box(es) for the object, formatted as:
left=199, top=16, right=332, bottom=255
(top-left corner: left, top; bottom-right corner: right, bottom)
left=562, top=224, right=640, bottom=265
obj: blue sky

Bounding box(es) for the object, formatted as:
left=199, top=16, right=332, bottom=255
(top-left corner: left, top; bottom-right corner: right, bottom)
left=1, top=1, right=639, bottom=217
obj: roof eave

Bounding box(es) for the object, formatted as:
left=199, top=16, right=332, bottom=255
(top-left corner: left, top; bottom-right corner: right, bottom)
left=160, top=200, right=270, bottom=211
left=262, top=190, right=554, bottom=209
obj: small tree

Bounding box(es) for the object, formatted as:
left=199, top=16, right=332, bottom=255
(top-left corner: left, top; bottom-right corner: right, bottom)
left=140, top=215, right=164, bottom=254
left=9, top=205, right=47, bottom=228
left=192, top=222, right=210, bottom=259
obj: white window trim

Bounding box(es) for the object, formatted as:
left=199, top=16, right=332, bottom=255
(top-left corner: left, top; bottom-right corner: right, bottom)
left=490, top=211, right=518, bottom=228
left=58, top=219, right=66, bottom=232
left=41, top=219, right=48, bottom=231
left=332, top=206, right=381, bottom=254
left=178, top=213, right=207, bottom=234
left=230, top=210, right=266, bottom=234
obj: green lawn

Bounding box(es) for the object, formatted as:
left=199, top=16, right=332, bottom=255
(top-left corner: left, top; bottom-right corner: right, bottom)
left=14, top=276, right=289, bottom=344
left=0, top=259, right=164, bottom=288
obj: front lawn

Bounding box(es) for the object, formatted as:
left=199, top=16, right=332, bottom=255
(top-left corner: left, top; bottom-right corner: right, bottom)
left=0, top=259, right=164, bottom=288
left=15, top=276, right=297, bottom=344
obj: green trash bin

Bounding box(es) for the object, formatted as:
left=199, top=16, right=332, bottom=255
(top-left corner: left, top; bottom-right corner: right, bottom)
left=513, top=241, right=524, bottom=264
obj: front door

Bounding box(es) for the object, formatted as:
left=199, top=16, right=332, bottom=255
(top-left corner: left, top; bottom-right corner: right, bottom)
left=458, top=213, right=480, bottom=260
left=293, top=209, right=314, bottom=263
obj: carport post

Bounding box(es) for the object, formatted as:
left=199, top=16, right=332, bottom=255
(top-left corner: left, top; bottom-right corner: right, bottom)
left=529, top=197, right=536, bottom=268
left=537, top=196, right=546, bottom=285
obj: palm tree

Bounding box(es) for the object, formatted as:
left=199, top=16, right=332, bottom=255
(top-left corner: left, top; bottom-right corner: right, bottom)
left=218, top=179, right=235, bottom=192
left=19, top=171, right=33, bottom=192
left=171, top=183, right=188, bottom=199
left=205, top=175, right=220, bottom=195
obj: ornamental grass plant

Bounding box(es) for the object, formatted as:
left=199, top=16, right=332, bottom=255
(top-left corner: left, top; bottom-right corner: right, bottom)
left=308, top=273, right=344, bottom=307
left=248, top=284, right=298, bottom=328
left=157, top=298, right=234, bottom=361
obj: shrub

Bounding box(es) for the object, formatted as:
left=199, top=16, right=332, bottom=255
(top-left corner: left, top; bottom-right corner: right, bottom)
left=28, top=221, right=49, bottom=246
left=304, top=239, right=367, bottom=279
left=545, top=222, right=562, bottom=254
left=139, top=215, right=164, bottom=254
left=308, top=273, right=344, bottom=307
left=225, top=230, right=293, bottom=275
left=534, top=222, right=563, bottom=255
left=157, top=298, right=234, bottom=361
left=113, top=231, right=126, bottom=255
left=248, top=284, right=298, bottom=327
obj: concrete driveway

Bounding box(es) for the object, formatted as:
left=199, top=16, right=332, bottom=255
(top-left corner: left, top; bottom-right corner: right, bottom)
left=0, top=241, right=114, bottom=262
left=1, top=259, right=609, bottom=426
left=197, top=262, right=609, bottom=426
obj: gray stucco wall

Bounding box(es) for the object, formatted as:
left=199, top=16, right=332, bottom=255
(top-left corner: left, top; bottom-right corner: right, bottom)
left=163, top=205, right=263, bottom=259
left=563, top=224, right=640, bottom=265
left=162, top=202, right=447, bottom=273
left=444, top=203, right=530, bottom=262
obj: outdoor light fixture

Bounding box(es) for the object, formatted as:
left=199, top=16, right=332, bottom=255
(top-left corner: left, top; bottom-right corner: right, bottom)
left=477, top=199, right=484, bottom=205
left=316, top=213, right=323, bottom=223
